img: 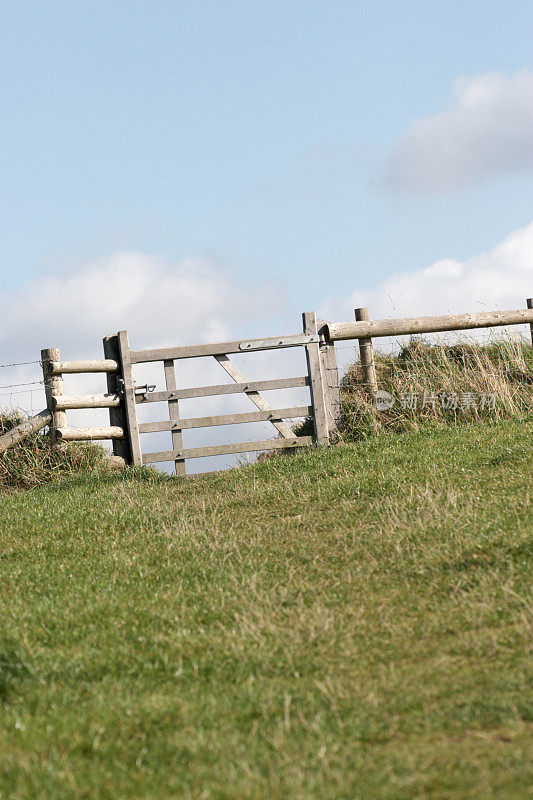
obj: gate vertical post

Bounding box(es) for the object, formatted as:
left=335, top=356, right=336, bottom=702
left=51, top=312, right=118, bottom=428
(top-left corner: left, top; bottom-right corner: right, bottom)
left=317, top=320, right=342, bottom=437
left=117, top=330, right=143, bottom=466
left=354, top=307, right=378, bottom=395
left=163, top=359, right=186, bottom=476
left=41, top=347, right=66, bottom=446
left=527, top=298, right=533, bottom=347
left=303, top=312, right=330, bottom=445
left=103, top=333, right=130, bottom=463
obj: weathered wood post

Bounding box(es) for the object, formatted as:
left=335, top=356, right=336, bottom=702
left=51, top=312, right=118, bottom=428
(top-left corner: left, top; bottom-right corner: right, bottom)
left=354, top=308, right=378, bottom=395
left=164, top=359, right=186, bottom=476
left=116, top=331, right=143, bottom=466
left=103, top=333, right=130, bottom=463
left=527, top=299, right=533, bottom=347
left=303, top=312, right=330, bottom=444
left=41, top=347, right=66, bottom=445
left=317, top=319, right=342, bottom=438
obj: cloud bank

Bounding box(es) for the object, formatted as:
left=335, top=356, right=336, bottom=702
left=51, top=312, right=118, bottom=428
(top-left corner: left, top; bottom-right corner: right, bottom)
left=385, top=70, right=533, bottom=193
left=322, top=221, right=533, bottom=332
left=1, top=252, right=281, bottom=360
left=0, top=252, right=284, bottom=414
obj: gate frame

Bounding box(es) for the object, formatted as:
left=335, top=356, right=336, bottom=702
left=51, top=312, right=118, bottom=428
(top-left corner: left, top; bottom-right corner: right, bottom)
left=110, top=311, right=341, bottom=472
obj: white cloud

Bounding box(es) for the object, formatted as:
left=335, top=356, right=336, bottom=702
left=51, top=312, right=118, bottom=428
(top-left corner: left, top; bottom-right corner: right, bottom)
left=0, top=251, right=286, bottom=415
left=385, top=70, right=533, bottom=192
left=1, top=251, right=282, bottom=359
left=321, top=221, right=533, bottom=342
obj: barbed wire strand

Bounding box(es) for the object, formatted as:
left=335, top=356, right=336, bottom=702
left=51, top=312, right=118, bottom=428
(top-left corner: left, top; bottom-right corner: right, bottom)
left=0, top=380, right=44, bottom=391
left=0, top=359, right=46, bottom=369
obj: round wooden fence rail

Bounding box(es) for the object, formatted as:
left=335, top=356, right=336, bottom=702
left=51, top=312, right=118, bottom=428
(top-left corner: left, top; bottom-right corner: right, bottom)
left=326, top=308, right=533, bottom=342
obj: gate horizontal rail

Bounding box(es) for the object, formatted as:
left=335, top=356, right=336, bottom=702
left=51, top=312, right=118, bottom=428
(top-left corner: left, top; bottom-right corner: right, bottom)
left=142, top=436, right=314, bottom=464
left=135, top=376, right=310, bottom=403
left=130, top=334, right=320, bottom=364
left=138, top=405, right=312, bottom=433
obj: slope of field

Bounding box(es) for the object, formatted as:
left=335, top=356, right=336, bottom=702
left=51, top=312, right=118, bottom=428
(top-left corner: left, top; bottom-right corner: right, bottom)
left=0, top=419, right=531, bottom=799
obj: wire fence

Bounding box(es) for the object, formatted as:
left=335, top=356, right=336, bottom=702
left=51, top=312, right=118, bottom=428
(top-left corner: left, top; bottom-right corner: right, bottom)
left=0, top=359, right=46, bottom=415
left=2, top=328, right=511, bottom=409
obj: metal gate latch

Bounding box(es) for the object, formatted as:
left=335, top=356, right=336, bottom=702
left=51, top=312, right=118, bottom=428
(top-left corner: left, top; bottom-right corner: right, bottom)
left=134, top=383, right=156, bottom=396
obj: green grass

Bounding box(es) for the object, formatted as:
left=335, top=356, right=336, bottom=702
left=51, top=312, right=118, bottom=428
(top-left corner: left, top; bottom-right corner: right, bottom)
left=0, top=418, right=531, bottom=799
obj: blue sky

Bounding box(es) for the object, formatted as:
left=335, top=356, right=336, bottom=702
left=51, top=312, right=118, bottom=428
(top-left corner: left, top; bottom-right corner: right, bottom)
left=1, top=0, right=532, bottom=307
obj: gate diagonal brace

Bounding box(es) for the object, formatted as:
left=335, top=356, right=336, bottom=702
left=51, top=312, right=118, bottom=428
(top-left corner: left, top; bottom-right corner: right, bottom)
left=214, top=354, right=295, bottom=439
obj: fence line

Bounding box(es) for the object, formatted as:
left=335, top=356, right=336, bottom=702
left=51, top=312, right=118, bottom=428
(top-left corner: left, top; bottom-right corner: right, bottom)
left=1, top=297, right=531, bottom=469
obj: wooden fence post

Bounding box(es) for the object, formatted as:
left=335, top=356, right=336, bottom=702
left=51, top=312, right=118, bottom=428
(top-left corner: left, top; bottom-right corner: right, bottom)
left=317, top=319, right=342, bottom=437
left=527, top=299, right=533, bottom=347
left=303, top=312, right=330, bottom=445
left=117, top=331, right=143, bottom=466
left=103, top=333, right=130, bottom=463
left=41, top=347, right=66, bottom=445
left=164, top=359, right=186, bottom=476
left=354, top=308, right=378, bottom=395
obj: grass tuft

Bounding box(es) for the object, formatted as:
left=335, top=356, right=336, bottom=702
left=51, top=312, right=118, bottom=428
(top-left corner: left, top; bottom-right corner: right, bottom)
left=0, top=410, right=113, bottom=491
left=339, top=336, right=532, bottom=440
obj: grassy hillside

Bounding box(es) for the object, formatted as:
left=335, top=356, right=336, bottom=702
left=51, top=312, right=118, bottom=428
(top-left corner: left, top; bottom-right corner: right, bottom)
left=0, top=418, right=531, bottom=799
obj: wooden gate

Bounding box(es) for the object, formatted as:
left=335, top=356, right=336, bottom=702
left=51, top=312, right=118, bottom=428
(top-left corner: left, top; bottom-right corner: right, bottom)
left=111, top=312, right=340, bottom=474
